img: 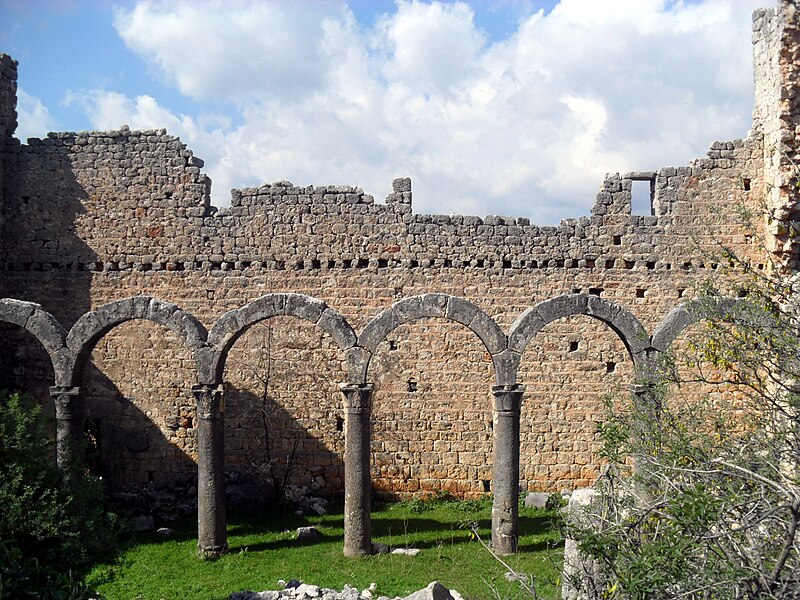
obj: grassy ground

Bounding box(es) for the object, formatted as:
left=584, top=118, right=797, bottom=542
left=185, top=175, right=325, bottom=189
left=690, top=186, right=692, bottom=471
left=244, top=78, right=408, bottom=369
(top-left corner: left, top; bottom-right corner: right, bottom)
left=88, top=495, right=563, bottom=600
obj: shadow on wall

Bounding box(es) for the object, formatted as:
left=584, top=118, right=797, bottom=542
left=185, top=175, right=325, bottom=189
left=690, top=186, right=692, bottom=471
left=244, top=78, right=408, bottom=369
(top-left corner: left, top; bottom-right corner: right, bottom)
left=0, top=140, right=95, bottom=433
left=224, top=384, right=344, bottom=509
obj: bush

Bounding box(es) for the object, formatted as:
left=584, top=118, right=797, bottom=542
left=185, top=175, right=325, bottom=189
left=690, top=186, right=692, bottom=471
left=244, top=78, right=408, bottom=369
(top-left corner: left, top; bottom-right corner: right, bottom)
left=564, top=277, right=800, bottom=598
left=0, top=390, right=120, bottom=595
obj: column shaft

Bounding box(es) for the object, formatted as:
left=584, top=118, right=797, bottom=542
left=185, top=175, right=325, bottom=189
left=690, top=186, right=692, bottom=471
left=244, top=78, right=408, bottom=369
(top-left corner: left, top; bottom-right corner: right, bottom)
left=491, top=384, right=524, bottom=556
left=341, top=383, right=374, bottom=557
left=193, top=384, right=227, bottom=558
left=49, top=386, right=82, bottom=473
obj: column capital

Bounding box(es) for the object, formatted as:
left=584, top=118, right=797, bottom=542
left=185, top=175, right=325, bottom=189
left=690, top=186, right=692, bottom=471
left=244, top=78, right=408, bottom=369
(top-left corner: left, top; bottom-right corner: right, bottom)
left=340, top=383, right=374, bottom=414
left=49, top=386, right=81, bottom=416
left=192, top=384, right=225, bottom=419
left=491, top=384, right=524, bottom=413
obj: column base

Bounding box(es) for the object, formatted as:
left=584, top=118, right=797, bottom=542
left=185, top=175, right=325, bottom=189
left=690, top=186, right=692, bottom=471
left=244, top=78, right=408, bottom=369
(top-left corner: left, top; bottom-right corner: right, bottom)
left=197, top=543, right=228, bottom=561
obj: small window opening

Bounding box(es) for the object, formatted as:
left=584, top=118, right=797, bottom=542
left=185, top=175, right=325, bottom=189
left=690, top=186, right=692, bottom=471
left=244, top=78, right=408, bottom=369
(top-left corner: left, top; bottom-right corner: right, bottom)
left=569, top=341, right=579, bottom=352
left=589, top=287, right=603, bottom=297
left=743, top=178, right=751, bottom=191
left=503, top=259, right=512, bottom=268
left=646, top=261, right=656, bottom=270
left=335, top=416, right=344, bottom=432
left=407, top=378, right=418, bottom=393
left=388, top=340, right=398, bottom=351
left=311, top=259, right=321, bottom=269
left=677, top=288, right=685, bottom=298
left=606, top=361, right=617, bottom=373
left=613, top=235, right=622, bottom=245
left=482, top=480, right=491, bottom=492
left=605, top=259, right=615, bottom=269
left=624, top=260, right=635, bottom=270
left=476, top=259, right=485, bottom=268
left=572, top=288, right=581, bottom=294
left=585, top=259, right=595, bottom=268
left=357, top=258, right=369, bottom=268
left=631, top=178, right=655, bottom=215
left=636, top=289, right=646, bottom=298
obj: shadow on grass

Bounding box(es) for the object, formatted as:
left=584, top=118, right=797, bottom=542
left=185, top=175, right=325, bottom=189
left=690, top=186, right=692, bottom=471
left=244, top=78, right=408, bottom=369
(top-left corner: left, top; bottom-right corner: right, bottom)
left=121, top=505, right=561, bottom=556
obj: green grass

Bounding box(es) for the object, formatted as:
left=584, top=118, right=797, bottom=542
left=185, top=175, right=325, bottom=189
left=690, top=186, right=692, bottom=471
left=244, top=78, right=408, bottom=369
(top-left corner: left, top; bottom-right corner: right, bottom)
left=88, top=495, right=563, bottom=600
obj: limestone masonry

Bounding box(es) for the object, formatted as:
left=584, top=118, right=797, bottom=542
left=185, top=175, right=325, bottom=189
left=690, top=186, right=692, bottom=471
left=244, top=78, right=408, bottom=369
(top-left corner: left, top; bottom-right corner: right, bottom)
left=0, top=1, right=798, bottom=555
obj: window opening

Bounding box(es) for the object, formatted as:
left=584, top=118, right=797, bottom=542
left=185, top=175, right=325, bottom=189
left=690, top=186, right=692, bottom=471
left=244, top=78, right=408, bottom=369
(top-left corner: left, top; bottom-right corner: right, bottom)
left=631, top=178, right=655, bottom=216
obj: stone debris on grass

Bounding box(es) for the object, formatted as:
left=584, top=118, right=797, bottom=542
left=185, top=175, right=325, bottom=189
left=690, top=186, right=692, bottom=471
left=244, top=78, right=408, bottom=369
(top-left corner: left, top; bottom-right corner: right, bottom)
left=523, top=492, right=551, bottom=509
left=230, top=580, right=461, bottom=600
left=390, top=548, right=420, bottom=556
left=296, top=526, right=321, bottom=541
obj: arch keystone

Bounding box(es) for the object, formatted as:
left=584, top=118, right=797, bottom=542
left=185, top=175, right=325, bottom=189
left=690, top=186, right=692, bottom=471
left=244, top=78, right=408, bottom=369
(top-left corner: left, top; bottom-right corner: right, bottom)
left=238, top=294, right=287, bottom=325
left=420, top=293, right=448, bottom=317
left=286, top=293, right=327, bottom=322
left=394, top=296, right=423, bottom=324
left=95, top=298, right=136, bottom=327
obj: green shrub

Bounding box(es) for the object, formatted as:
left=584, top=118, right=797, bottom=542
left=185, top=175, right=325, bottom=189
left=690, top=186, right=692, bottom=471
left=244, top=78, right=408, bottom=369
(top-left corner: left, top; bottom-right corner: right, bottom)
left=0, top=390, right=120, bottom=592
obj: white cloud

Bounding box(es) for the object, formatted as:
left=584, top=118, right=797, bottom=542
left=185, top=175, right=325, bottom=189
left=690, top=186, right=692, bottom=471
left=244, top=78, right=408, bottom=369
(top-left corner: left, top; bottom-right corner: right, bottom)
left=71, top=0, right=766, bottom=223
left=15, top=89, right=56, bottom=141
left=112, top=0, right=346, bottom=103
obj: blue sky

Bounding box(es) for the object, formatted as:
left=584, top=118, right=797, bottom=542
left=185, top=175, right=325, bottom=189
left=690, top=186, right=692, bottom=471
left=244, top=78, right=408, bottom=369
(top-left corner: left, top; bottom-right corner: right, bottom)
left=0, top=0, right=766, bottom=223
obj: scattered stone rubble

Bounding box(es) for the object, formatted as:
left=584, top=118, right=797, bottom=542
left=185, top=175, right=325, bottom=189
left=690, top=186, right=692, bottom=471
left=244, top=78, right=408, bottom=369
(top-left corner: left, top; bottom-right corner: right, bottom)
left=230, top=580, right=462, bottom=600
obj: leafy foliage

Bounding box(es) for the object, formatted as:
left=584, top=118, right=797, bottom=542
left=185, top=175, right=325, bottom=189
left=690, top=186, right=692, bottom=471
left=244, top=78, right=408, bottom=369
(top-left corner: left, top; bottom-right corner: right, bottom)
left=565, top=263, right=800, bottom=597
left=0, top=390, right=120, bottom=596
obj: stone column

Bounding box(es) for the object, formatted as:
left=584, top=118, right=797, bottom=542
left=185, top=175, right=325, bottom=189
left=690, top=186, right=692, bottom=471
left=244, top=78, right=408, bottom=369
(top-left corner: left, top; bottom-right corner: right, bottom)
left=341, top=383, right=374, bottom=557
left=49, top=386, right=82, bottom=473
left=491, top=384, right=524, bottom=556
left=193, top=384, right=227, bottom=558
left=629, top=381, right=661, bottom=499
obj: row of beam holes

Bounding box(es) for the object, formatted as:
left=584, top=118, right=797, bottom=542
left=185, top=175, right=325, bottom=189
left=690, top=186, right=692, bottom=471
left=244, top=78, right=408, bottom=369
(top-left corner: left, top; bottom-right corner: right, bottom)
left=0, top=258, right=766, bottom=273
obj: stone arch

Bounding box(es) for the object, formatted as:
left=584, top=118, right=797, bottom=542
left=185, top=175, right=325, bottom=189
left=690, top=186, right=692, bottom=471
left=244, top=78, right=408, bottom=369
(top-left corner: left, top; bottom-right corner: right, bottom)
left=651, top=297, right=744, bottom=353
left=507, top=294, right=650, bottom=381
left=203, top=292, right=357, bottom=384
left=0, top=298, right=71, bottom=387
left=356, top=293, right=507, bottom=385
left=65, top=296, right=208, bottom=386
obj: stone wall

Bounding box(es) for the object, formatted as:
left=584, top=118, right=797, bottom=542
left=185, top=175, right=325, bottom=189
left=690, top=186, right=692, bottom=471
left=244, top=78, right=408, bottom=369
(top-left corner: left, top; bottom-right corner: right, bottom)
left=0, top=54, right=18, bottom=294
left=0, top=2, right=795, bottom=499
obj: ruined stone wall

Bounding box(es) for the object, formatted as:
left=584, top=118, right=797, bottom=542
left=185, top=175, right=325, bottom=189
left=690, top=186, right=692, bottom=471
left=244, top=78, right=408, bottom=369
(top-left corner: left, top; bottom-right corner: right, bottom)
left=754, top=1, right=800, bottom=269
left=0, top=54, right=18, bottom=296
left=0, top=3, right=793, bottom=498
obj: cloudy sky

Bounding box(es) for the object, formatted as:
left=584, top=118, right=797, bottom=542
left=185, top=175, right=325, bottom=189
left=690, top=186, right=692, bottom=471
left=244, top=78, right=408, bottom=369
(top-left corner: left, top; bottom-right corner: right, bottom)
left=1, top=0, right=766, bottom=223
